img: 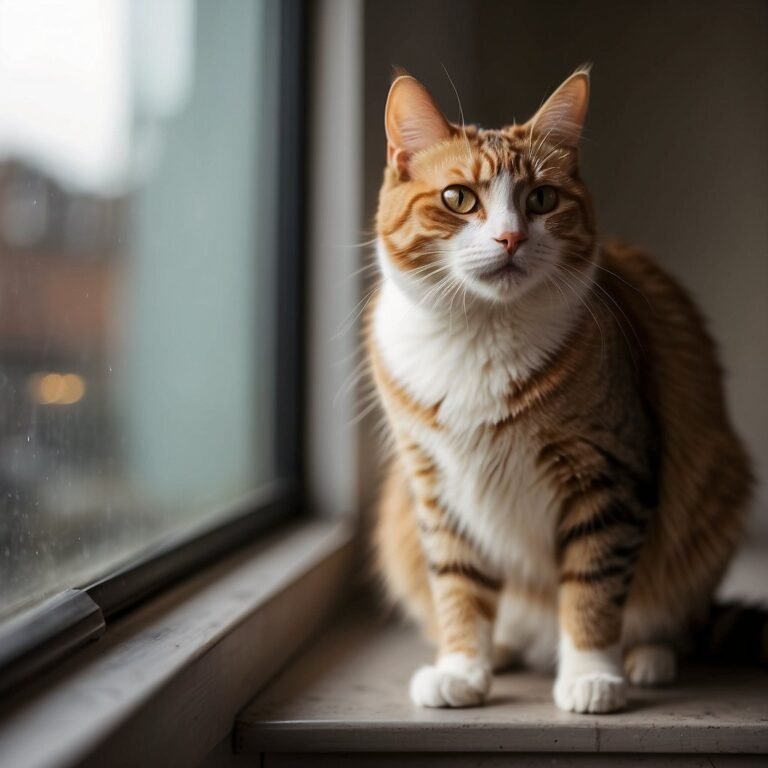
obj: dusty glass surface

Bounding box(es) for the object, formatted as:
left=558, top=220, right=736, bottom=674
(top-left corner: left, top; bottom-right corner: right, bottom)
left=0, top=0, right=277, bottom=619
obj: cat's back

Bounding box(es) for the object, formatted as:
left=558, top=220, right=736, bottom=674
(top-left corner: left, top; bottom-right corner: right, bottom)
left=599, top=239, right=736, bottom=437
left=601, top=239, right=722, bottom=382
left=599, top=240, right=752, bottom=623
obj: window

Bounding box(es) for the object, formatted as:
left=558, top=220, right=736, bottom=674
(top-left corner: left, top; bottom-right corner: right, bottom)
left=0, top=0, right=303, bottom=647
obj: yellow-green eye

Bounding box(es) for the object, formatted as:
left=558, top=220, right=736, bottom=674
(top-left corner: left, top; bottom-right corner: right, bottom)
left=441, top=185, right=478, bottom=214
left=526, top=186, right=558, bottom=215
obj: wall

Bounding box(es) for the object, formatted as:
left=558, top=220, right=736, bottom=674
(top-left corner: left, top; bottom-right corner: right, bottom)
left=361, top=0, right=768, bottom=528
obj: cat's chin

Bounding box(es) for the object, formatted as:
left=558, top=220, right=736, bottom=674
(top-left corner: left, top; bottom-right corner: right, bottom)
left=461, top=272, right=541, bottom=306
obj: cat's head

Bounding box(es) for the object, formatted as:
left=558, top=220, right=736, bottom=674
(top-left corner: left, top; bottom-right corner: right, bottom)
left=376, top=69, right=596, bottom=309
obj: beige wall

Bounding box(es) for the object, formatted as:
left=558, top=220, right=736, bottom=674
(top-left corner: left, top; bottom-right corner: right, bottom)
left=362, top=0, right=768, bottom=527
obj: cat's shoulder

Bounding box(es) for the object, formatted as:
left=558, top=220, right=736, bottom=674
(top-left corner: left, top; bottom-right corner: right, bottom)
left=599, top=238, right=686, bottom=298
left=598, top=237, right=719, bottom=364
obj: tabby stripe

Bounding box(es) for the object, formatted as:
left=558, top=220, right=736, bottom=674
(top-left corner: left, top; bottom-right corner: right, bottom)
left=610, top=588, right=631, bottom=608
left=610, top=541, right=644, bottom=562
left=560, top=473, right=616, bottom=512
left=382, top=233, right=435, bottom=269
left=420, top=204, right=465, bottom=231
left=540, top=437, right=658, bottom=510
left=493, top=322, right=586, bottom=432
left=368, top=337, right=442, bottom=428
left=560, top=188, right=596, bottom=236
left=473, top=594, right=497, bottom=622
left=500, top=148, right=517, bottom=175
left=479, top=149, right=498, bottom=177
left=471, top=155, right=482, bottom=182
left=508, top=324, right=585, bottom=404
left=582, top=439, right=659, bottom=508
left=428, top=562, right=502, bottom=591
left=557, top=499, right=646, bottom=552
left=381, top=191, right=433, bottom=237
left=560, top=562, right=628, bottom=584
left=417, top=519, right=467, bottom=542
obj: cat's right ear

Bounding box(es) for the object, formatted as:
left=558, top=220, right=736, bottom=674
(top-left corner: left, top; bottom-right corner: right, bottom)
left=385, top=75, right=452, bottom=177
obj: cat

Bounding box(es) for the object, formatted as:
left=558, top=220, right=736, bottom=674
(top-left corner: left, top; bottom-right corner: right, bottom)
left=368, top=68, right=754, bottom=714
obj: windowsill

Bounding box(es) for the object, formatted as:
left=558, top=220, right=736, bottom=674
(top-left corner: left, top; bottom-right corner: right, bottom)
left=0, top=517, right=355, bottom=768
left=236, top=545, right=768, bottom=766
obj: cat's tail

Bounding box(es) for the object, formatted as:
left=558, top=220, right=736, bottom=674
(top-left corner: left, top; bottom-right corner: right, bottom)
left=691, top=601, right=768, bottom=665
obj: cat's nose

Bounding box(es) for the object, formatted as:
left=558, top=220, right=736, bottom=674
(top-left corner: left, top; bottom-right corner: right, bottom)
left=494, top=231, right=527, bottom=255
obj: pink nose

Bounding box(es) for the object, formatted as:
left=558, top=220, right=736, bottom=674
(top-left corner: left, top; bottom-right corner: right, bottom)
left=494, top=231, right=527, bottom=255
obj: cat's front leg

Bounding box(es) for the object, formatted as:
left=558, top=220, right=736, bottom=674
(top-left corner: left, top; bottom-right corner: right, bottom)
left=402, top=442, right=500, bottom=708
left=554, top=539, right=640, bottom=713
left=555, top=519, right=651, bottom=713
left=409, top=522, right=501, bottom=707
left=545, top=437, right=654, bottom=714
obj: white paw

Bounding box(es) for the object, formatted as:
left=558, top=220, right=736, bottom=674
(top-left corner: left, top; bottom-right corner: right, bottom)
left=409, top=652, right=491, bottom=708
left=625, top=644, right=676, bottom=686
left=554, top=672, right=627, bottom=713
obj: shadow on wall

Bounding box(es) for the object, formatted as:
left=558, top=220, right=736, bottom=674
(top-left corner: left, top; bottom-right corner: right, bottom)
left=360, top=0, right=768, bottom=531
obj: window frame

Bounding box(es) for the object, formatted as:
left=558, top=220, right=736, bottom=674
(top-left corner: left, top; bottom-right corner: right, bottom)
left=0, top=0, right=309, bottom=697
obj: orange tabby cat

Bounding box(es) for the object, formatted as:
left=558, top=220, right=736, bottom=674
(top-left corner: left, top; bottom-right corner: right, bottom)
left=369, top=68, right=753, bottom=713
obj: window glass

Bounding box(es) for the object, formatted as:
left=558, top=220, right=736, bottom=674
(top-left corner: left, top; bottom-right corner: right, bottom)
left=0, top=0, right=278, bottom=620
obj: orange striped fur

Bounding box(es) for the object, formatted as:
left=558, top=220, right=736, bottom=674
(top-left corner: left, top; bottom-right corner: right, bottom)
left=369, top=70, right=752, bottom=713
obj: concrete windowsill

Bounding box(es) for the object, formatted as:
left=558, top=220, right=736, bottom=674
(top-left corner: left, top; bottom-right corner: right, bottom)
left=236, top=546, right=768, bottom=764
left=0, top=519, right=355, bottom=768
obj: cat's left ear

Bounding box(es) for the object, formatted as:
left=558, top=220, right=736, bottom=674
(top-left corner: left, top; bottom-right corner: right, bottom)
left=528, top=68, right=590, bottom=148
left=385, top=74, right=452, bottom=176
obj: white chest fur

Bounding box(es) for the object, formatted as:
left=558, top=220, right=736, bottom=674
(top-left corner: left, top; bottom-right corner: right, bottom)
left=434, top=425, right=560, bottom=588
left=374, top=277, right=565, bottom=586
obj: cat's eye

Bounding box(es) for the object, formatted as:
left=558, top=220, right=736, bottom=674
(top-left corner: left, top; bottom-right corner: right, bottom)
left=441, top=185, right=478, bottom=214
left=526, top=186, right=558, bottom=215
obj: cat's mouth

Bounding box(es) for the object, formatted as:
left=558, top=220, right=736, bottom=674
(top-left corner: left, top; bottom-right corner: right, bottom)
left=470, top=257, right=527, bottom=283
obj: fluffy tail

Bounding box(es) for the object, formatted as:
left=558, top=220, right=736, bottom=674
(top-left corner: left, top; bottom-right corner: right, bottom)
left=691, top=601, right=768, bottom=664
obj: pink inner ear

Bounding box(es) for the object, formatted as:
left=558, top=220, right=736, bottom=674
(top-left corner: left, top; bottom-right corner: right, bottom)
left=530, top=74, right=589, bottom=148
left=387, top=142, right=411, bottom=175
left=385, top=76, right=452, bottom=158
